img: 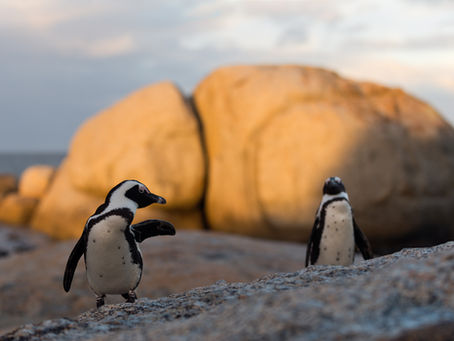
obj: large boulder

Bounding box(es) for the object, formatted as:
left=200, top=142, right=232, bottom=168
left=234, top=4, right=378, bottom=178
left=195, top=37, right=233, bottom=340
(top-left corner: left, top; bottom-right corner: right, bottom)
left=18, top=165, right=55, bottom=199
left=31, top=82, right=205, bottom=238
left=0, top=230, right=305, bottom=332
left=67, top=81, right=205, bottom=209
left=193, top=65, right=454, bottom=244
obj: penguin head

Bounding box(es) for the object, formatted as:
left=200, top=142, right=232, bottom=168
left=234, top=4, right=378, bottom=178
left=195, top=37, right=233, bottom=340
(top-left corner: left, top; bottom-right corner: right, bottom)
left=106, top=180, right=166, bottom=209
left=323, top=176, right=346, bottom=195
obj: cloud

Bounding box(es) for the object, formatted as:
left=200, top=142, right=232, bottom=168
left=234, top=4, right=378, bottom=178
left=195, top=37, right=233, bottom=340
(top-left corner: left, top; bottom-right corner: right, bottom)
left=56, top=34, right=136, bottom=58
left=0, top=1, right=107, bottom=31
left=182, top=11, right=281, bottom=50
left=0, top=0, right=453, bottom=150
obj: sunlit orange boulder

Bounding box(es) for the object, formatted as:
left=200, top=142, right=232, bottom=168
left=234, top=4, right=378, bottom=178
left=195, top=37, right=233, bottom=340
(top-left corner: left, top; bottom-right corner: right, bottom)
left=194, top=65, right=454, bottom=243
left=31, top=82, right=205, bottom=239
left=19, top=165, right=55, bottom=199
left=0, top=174, right=17, bottom=199
left=0, top=193, right=38, bottom=226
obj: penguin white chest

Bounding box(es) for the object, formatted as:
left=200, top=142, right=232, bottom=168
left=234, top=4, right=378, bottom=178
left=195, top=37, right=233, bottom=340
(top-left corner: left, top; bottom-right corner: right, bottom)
left=317, top=201, right=355, bottom=266
left=85, top=215, right=142, bottom=295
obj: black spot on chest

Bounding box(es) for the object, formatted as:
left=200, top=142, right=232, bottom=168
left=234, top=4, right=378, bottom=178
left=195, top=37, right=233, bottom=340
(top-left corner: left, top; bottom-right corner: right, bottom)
left=309, top=197, right=351, bottom=265
left=84, top=207, right=142, bottom=273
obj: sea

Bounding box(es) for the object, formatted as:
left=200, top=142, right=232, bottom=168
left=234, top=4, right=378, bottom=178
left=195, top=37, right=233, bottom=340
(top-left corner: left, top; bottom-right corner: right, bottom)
left=0, top=152, right=66, bottom=176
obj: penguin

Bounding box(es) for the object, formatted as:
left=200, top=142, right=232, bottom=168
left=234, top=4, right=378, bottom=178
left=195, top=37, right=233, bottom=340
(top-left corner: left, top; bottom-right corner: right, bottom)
left=305, top=176, right=373, bottom=266
left=63, top=180, right=175, bottom=308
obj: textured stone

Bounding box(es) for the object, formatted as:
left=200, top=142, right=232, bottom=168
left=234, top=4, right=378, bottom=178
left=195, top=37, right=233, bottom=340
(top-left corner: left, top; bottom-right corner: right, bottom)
left=2, top=242, right=453, bottom=341
left=18, top=165, right=55, bottom=199
left=0, top=194, right=38, bottom=226
left=31, top=82, right=205, bottom=238
left=193, top=65, right=454, bottom=244
left=0, top=230, right=306, bottom=332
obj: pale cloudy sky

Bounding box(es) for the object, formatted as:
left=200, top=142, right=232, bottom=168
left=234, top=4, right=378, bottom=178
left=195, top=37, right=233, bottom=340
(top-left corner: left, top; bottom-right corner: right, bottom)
left=0, top=0, right=453, bottom=151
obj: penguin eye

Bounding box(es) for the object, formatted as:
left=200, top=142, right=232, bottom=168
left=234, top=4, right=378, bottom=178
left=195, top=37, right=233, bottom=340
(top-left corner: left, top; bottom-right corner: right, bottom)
left=138, top=186, right=145, bottom=193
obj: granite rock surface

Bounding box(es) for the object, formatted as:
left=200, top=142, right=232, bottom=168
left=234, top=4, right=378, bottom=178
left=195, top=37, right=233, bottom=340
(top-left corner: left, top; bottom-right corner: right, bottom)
left=1, top=241, right=453, bottom=341
left=0, top=230, right=306, bottom=333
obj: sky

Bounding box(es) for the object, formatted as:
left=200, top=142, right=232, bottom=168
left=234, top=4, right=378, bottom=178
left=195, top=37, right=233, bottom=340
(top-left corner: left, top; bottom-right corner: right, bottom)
left=0, top=0, right=453, bottom=152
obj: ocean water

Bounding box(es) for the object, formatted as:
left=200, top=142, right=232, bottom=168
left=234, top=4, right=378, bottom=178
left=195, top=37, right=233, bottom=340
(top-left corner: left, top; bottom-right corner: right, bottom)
left=0, top=152, right=66, bottom=176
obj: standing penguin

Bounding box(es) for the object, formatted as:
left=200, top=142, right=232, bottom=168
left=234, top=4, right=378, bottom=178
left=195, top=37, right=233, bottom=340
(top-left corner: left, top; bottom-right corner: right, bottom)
left=63, top=180, right=175, bottom=307
left=305, top=176, right=373, bottom=266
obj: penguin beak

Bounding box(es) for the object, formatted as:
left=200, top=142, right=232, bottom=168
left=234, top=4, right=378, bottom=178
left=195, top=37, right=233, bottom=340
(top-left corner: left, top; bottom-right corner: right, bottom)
left=149, top=193, right=166, bottom=205
left=323, top=178, right=345, bottom=195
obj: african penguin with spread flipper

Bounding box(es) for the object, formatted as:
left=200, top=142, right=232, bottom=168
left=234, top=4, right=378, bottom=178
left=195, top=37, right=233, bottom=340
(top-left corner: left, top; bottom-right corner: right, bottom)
left=63, top=180, right=175, bottom=308
left=306, top=177, right=373, bottom=266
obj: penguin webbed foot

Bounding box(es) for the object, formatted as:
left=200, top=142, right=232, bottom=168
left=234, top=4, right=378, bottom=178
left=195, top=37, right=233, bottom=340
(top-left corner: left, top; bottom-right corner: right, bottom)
left=122, top=290, right=137, bottom=303
left=96, top=295, right=106, bottom=308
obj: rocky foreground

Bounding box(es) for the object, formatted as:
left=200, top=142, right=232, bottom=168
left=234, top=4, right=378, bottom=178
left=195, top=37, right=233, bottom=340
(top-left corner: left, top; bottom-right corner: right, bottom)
left=0, top=230, right=306, bottom=332
left=1, top=239, right=453, bottom=340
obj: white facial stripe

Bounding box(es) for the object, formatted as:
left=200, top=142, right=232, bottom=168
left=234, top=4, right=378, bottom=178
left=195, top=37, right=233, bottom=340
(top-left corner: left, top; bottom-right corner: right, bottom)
left=137, top=184, right=149, bottom=194
left=325, top=176, right=342, bottom=184
left=90, top=180, right=143, bottom=219
left=317, top=192, right=349, bottom=218
left=110, top=181, right=139, bottom=204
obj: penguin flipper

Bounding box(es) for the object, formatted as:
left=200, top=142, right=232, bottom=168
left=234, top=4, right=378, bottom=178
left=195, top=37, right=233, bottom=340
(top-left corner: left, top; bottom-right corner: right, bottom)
left=63, top=230, right=87, bottom=292
left=131, top=220, right=176, bottom=243
left=353, top=219, right=374, bottom=260
left=305, top=216, right=322, bottom=267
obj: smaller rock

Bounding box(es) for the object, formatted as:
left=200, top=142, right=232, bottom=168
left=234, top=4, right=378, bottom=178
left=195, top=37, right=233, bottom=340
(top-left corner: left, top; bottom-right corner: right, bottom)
left=19, top=165, right=55, bottom=199
left=0, top=174, right=17, bottom=198
left=0, top=194, right=38, bottom=226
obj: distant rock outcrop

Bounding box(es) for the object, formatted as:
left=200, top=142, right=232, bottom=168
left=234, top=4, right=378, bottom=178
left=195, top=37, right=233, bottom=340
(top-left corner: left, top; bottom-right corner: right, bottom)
left=31, top=82, right=205, bottom=239
left=0, top=166, right=55, bottom=226
left=0, top=194, right=37, bottom=226
left=194, top=65, right=454, bottom=244
left=2, top=241, right=453, bottom=340
left=18, top=165, right=55, bottom=200
left=0, top=175, right=16, bottom=198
